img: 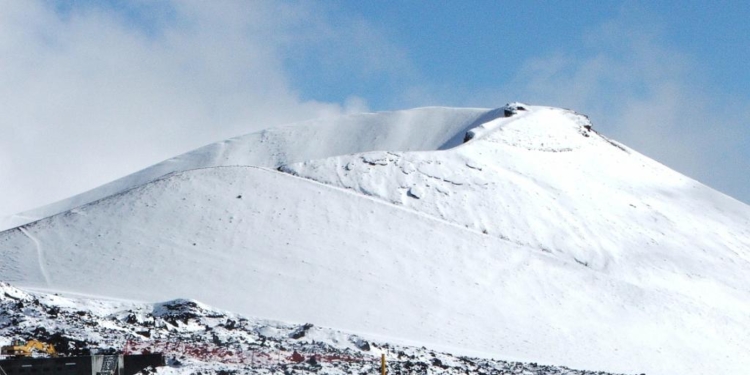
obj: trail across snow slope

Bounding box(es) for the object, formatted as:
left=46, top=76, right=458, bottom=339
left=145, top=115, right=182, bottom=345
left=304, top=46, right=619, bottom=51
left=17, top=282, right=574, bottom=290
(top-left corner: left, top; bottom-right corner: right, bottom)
left=0, top=107, right=500, bottom=231
left=1, top=166, right=748, bottom=375
left=1, top=104, right=749, bottom=375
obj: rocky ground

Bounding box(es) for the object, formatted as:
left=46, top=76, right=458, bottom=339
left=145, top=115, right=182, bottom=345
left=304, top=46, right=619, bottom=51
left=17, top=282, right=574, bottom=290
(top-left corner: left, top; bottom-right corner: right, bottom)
left=0, top=282, right=637, bottom=375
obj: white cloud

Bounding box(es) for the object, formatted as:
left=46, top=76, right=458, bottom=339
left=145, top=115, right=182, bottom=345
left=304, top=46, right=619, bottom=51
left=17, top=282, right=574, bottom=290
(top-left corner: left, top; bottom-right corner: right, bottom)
left=0, top=1, right=389, bottom=216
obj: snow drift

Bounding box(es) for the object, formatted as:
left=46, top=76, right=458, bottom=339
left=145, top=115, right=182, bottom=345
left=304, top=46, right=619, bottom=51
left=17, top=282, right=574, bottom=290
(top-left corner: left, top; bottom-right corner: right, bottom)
left=1, top=104, right=749, bottom=375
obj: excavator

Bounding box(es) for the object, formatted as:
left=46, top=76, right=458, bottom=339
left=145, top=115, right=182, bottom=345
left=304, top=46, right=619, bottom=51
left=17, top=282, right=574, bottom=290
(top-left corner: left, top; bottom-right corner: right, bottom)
left=1, top=339, right=57, bottom=358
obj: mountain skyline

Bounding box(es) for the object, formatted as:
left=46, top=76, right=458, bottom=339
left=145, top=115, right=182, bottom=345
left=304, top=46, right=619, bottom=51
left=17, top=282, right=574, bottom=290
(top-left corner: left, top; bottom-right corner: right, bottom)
left=1, top=1, right=748, bottom=218
left=2, top=104, right=748, bottom=375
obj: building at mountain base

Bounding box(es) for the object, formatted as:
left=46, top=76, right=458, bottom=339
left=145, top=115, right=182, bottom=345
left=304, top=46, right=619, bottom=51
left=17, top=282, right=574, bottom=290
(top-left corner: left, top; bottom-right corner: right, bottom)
left=0, top=354, right=163, bottom=375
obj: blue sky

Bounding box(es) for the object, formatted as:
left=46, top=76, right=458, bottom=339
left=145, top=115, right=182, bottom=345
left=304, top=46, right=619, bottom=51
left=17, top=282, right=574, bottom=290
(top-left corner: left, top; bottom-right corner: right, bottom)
left=1, top=1, right=748, bottom=215
left=289, top=1, right=750, bottom=106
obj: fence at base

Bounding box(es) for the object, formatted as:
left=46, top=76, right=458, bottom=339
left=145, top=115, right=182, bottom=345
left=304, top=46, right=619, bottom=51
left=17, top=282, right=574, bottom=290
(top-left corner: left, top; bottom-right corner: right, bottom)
left=123, top=339, right=378, bottom=368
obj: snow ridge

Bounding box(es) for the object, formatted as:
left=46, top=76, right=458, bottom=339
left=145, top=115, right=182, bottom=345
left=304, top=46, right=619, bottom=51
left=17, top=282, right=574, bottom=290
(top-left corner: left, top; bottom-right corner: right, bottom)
left=0, top=107, right=501, bottom=231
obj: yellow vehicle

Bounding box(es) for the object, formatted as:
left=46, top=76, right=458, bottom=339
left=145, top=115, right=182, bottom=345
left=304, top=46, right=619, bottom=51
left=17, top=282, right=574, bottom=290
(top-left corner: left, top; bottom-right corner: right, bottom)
left=1, top=339, right=57, bottom=358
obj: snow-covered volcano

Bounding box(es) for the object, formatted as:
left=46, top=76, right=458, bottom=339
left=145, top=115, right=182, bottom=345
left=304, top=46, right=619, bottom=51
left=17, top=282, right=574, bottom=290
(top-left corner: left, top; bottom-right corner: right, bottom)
left=1, top=104, right=749, bottom=375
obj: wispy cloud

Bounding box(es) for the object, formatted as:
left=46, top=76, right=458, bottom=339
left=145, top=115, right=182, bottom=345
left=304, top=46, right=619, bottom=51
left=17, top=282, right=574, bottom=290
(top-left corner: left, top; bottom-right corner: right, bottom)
left=0, top=1, right=403, bottom=216
left=474, top=7, right=750, bottom=203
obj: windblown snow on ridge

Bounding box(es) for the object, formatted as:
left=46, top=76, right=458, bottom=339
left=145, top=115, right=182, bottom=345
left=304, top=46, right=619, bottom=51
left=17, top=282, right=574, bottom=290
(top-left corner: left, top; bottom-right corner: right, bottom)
left=0, top=107, right=501, bottom=231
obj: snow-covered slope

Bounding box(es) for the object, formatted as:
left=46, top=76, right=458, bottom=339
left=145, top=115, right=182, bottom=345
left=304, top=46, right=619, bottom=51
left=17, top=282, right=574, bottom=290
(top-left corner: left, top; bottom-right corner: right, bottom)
left=0, top=107, right=500, bottom=231
left=281, top=106, right=750, bottom=303
left=2, top=104, right=749, bottom=375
